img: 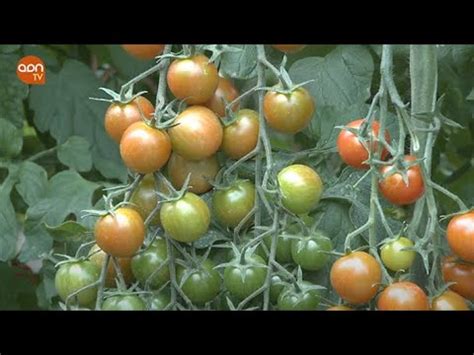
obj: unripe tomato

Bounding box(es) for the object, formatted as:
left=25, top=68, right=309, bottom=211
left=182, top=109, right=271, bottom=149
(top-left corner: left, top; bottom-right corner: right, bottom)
left=432, top=290, right=469, bottom=310
left=221, top=109, right=259, bottom=159
left=212, top=180, right=255, bottom=228
left=277, top=282, right=321, bottom=310
left=130, top=174, right=161, bottom=226
left=442, top=256, right=474, bottom=300
left=378, top=155, right=425, bottom=205
left=263, top=87, right=315, bottom=134
left=131, top=238, right=170, bottom=289
left=446, top=211, right=474, bottom=263
left=160, top=192, right=210, bottom=243
left=122, top=45, right=165, bottom=60
left=120, top=122, right=171, bottom=174
left=167, top=54, right=219, bottom=104
left=272, top=45, right=306, bottom=53
left=223, top=254, right=267, bottom=300
left=95, top=207, right=145, bottom=258
left=167, top=153, right=219, bottom=195
left=264, top=234, right=293, bottom=264
left=291, top=232, right=333, bottom=271
left=88, top=244, right=134, bottom=288
left=168, top=106, right=223, bottom=161
left=377, top=281, right=429, bottom=310
left=277, top=164, right=323, bottom=215
left=104, top=96, right=154, bottom=143
left=102, top=295, right=146, bottom=310
left=337, top=119, right=391, bottom=169
left=380, top=237, right=416, bottom=272
left=177, top=259, right=221, bottom=304
left=149, top=292, right=171, bottom=310
left=204, top=76, right=239, bottom=117
left=270, top=274, right=285, bottom=304
left=55, top=261, right=100, bottom=307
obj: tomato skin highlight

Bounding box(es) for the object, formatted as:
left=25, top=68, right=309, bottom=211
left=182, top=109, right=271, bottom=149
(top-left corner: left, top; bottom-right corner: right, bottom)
left=378, top=155, right=425, bottom=205
left=95, top=207, right=145, bottom=258
left=122, top=45, right=164, bottom=60
left=131, top=238, right=170, bottom=289
left=212, top=180, right=255, bottom=228
left=105, top=96, right=154, bottom=143
left=277, top=164, right=323, bottom=215
left=120, top=122, right=171, bottom=174
left=130, top=174, right=161, bottom=226
left=377, top=281, right=429, bottom=310
left=337, top=119, right=391, bottom=169
left=263, top=87, right=315, bottom=134
left=330, top=251, right=381, bottom=304
left=221, top=109, right=260, bottom=160
left=432, top=290, right=469, bottom=310
left=168, top=106, right=223, bottom=161
left=167, top=153, right=219, bottom=195
left=102, top=295, right=146, bottom=310
left=88, top=244, right=135, bottom=288
left=204, top=76, right=239, bottom=117
left=160, top=192, right=210, bottom=243
left=177, top=259, right=221, bottom=304
left=380, top=237, right=416, bottom=272
left=446, top=212, right=474, bottom=263
left=167, top=54, right=219, bottom=105
left=442, top=256, right=474, bottom=300
left=272, top=45, right=306, bottom=53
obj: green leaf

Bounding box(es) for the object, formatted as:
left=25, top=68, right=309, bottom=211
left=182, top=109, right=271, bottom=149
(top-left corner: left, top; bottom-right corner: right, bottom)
left=36, top=262, right=57, bottom=309
left=0, top=54, right=28, bottom=128
left=15, top=161, right=48, bottom=206
left=44, top=220, right=90, bottom=243
left=29, top=59, right=127, bottom=181
left=220, top=45, right=257, bottom=80
left=106, top=44, right=156, bottom=79
left=57, top=136, right=92, bottom=172
left=193, top=229, right=229, bottom=249
left=0, top=45, right=21, bottom=54
left=0, top=175, right=19, bottom=262
left=0, top=262, right=38, bottom=309
left=0, top=118, right=23, bottom=158
left=19, top=222, right=52, bottom=264
left=289, top=45, right=374, bottom=108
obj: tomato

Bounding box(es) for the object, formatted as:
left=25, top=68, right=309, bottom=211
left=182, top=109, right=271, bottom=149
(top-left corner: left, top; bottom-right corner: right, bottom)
left=149, top=292, right=171, bottom=310
left=160, top=192, right=210, bottom=243
left=204, top=76, right=239, bottom=117
left=327, top=305, right=352, bottom=311
left=224, top=254, right=267, bottom=300
left=270, top=274, right=285, bottom=304
left=221, top=109, right=260, bottom=159
left=263, top=87, right=315, bottom=134
left=120, top=122, right=171, bottom=174
left=442, top=256, right=474, bottom=300
left=130, top=174, right=160, bottom=226
left=446, top=212, right=474, bottom=263
left=167, top=54, right=218, bottom=105
left=104, top=96, right=154, bottom=143
left=432, top=290, right=469, bottom=310
left=167, top=153, right=219, bottom=195
left=291, top=232, right=333, bottom=271
left=122, top=45, right=164, bottom=60
left=88, top=244, right=134, bottom=288
left=102, top=295, right=146, bottom=310
left=212, top=180, right=255, bottom=228
left=337, top=119, right=391, bottom=169
left=380, top=237, right=416, bottom=272
left=95, top=207, right=145, bottom=258
left=264, top=234, right=293, bottom=264
left=54, top=261, right=100, bottom=307
left=377, top=281, right=429, bottom=310
left=272, top=45, right=306, bottom=53
left=330, top=251, right=381, bottom=304
left=168, top=106, right=223, bottom=161
left=277, top=281, right=321, bottom=310
left=379, top=155, right=425, bottom=205
left=277, top=164, right=323, bottom=215
left=177, top=259, right=221, bottom=304
left=131, top=238, right=169, bottom=289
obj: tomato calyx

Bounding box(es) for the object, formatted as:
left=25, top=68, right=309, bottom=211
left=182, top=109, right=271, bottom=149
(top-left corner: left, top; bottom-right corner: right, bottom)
left=91, top=87, right=149, bottom=105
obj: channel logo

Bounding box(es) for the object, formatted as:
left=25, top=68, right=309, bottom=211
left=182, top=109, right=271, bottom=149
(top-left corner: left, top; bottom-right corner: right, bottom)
left=16, top=55, right=46, bottom=85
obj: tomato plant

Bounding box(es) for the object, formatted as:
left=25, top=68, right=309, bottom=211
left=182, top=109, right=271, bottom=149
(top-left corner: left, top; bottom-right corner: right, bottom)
left=380, top=237, right=416, bottom=272
left=130, top=174, right=161, bottom=226
left=88, top=244, right=135, bottom=287
left=291, top=232, right=333, bottom=271
left=221, top=109, right=259, bottom=159
left=212, top=180, right=255, bottom=228
left=102, top=295, right=146, bottom=310
left=204, top=76, right=239, bottom=117
left=377, top=281, right=429, bottom=310
left=131, top=238, right=169, bottom=289
left=177, top=259, right=221, bottom=304
left=224, top=253, right=267, bottom=301
left=277, top=281, right=321, bottom=310
left=446, top=211, right=474, bottom=263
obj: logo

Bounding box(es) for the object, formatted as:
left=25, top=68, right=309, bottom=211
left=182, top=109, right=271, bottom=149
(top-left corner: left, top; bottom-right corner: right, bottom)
left=16, top=55, right=46, bottom=85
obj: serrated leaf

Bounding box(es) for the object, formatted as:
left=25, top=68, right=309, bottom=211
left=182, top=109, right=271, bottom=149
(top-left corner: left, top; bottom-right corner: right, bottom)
left=0, top=54, right=28, bottom=128
left=44, top=220, right=90, bottom=243
left=57, top=136, right=92, bottom=172
left=29, top=59, right=127, bottom=181
left=220, top=44, right=258, bottom=80
left=0, top=118, right=23, bottom=158
left=15, top=161, right=48, bottom=206
left=0, top=175, right=19, bottom=262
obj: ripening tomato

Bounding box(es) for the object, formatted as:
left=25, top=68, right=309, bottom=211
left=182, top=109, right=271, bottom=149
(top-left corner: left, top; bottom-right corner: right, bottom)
left=167, top=54, right=218, bottom=105
left=122, top=45, right=165, bottom=60
left=95, top=207, right=145, bottom=258
left=55, top=261, right=100, bottom=307
left=432, top=290, right=469, bottom=310
left=131, top=238, right=170, bottom=289
left=263, top=87, right=315, bottom=134
left=442, top=256, right=474, bottom=300
left=330, top=251, right=381, bottom=304
left=272, top=45, right=306, bottom=53
left=88, top=244, right=135, bottom=288
left=221, top=109, right=259, bottom=160
left=277, top=164, right=323, bottom=215
left=160, top=192, right=210, bottom=243
left=130, top=174, right=161, bottom=226
left=327, top=305, right=352, bottom=311
left=177, top=259, right=221, bottom=304
left=167, top=153, right=219, bottom=194
left=120, top=122, right=171, bottom=174
left=168, top=106, right=223, bottom=161
left=204, top=76, right=239, bottom=117
left=277, top=282, right=321, bottom=310
left=378, top=155, right=425, bottom=205
left=104, top=96, right=154, bottom=143
left=377, top=281, right=429, bottom=310
left=380, top=237, right=416, bottom=272
left=102, top=295, right=146, bottom=310
left=337, top=119, right=391, bottom=169
left=291, top=232, right=333, bottom=271
left=446, top=212, right=474, bottom=263
left=212, top=180, right=255, bottom=228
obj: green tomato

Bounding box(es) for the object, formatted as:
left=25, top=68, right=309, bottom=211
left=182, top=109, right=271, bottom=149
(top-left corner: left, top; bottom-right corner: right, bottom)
left=102, top=295, right=146, bottom=310
left=264, top=234, right=293, bottom=264
left=291, top=232, right=333, bottom=271
left=212, top=180, right=255, bottom=228
left=277, top=282, right=321, bottom=310
left=149, top=292, right=171, bottom=310
left=224, top=254, right=267, bottom=300
left=131, top=238, right=169, bottom=289
left=177, top=259, right=221, bottom=304
left=380, top=237, right=416, bottom=272
left=270, top=274, right=286, bottom=304
left=55, top=260, right=100, bottom=307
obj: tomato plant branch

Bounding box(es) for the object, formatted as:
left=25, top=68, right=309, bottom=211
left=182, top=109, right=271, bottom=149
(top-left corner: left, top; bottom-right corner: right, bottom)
left=95, top=254, right=110, bottom=310
left=119, top=61, right=166, bottom=101
left=154, top=44, right=173, bottom=121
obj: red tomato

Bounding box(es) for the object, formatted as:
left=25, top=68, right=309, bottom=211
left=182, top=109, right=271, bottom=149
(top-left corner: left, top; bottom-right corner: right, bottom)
left=446, top=212, right=474, bottom=263
left=377, top=281, right=429, bottom=310
left=442, top=256, right=474, bottom=300
left=122, top=45, right=165, bottom=60
left=204, top=76, right=239, bottom=117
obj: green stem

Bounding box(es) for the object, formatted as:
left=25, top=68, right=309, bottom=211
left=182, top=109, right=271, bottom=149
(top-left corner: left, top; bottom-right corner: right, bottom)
left=27, top=147, right=57, bottom=162
left=95, top=254, right=110, bottom=310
